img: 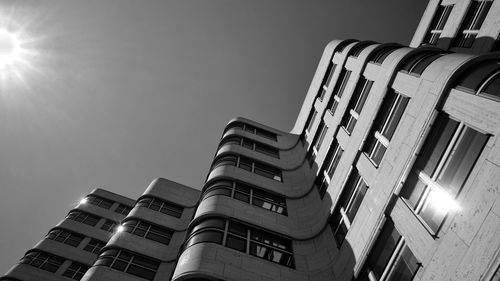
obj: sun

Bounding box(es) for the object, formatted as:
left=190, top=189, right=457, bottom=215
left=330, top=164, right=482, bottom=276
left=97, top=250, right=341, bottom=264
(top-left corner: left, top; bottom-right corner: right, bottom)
left=0, top=28, right=22, bottom=70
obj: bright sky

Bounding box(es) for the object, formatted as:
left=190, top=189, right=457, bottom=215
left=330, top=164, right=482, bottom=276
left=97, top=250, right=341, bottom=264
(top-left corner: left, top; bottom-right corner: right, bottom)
left=0, top=0, right=427, bottom=273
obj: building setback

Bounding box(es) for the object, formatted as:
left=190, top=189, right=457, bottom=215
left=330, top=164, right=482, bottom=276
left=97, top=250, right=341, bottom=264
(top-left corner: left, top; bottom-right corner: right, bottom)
left=2, top=0, right=500, bottom=280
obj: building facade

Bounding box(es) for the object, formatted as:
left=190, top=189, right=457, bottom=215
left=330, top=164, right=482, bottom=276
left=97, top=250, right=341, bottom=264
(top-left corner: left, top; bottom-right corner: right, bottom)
left=2, top=0, right=500, bottom=280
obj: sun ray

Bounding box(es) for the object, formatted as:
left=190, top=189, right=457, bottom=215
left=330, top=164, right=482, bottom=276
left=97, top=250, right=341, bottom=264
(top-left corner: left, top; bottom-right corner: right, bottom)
left=0, top=7, right=44, bottom=95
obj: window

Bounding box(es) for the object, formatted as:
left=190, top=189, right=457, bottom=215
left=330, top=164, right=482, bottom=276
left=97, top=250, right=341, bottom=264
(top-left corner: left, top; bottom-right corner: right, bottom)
left=456, top=60, right=500, bottom=101
left=311, top=121, right=328, bottom=157
left=66, top=211, right=100, bottom=227
left=328, top=70, right=352, bottom=114
left=83, top=238, right=106, bottom=254
left=400, top=114, right=488, bottom=233
left=305, top=110, right=318, bottom=135
left=401, top=52, right=443, bottom=76
left=202, top=180, right=287, bottom=215
left=349, top=42, right=374, bottom=58
left=369, top=46, right=399, bottom=64
left=114, top=204, right=132, bottom=215
left=211, top=154, right=283, bottom=182
left=330, top=169, right=369, bottom=245
left=136, top=196, right=184, bottom=218
left=185, top=218, right=295, bottom=268
left=100, top=220, right=118, bottom=232
left=85, top=195, right=114, bottom=209
left=358, top=220, right=419, bottom=281
left=122, top=219, right=173, bottom=245
left=225, top=122, right=277, bottom=141
left=318, top=62, right=337, bottom=100
left=453, top=0, right=492, bottom=48
left=219, top=136, right=279, bottom=158
left=20, top=251, right=64, bottom=273
left=46, top=228, right=84, bottom=247
left=423, top=5, right=453, bottom=45
left=94, top=248, right=159, bottom=281
left=363, top=90, right=409, bottom=166
left=62, top=262, right=90, bottom=280
left=315, top=141, right=344, bottom=198
left=341, top=77, right=373, bottom=134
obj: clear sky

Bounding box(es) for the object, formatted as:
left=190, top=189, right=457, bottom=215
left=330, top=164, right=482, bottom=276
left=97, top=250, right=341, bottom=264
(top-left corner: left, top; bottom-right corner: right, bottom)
left=0, top=0, right=427, bottom=273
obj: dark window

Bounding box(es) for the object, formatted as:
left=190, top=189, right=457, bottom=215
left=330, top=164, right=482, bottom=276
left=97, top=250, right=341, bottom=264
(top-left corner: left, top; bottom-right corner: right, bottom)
left=101, top=220, right=118, bottom=232
left=46, top=228, right=84, bottom=247
left=401, top=52, right=443, bottom=76
left=349, top=42, right=374, bottom=58
left=310, top=121, right=328, bottom=157
left=453, top=0, right=492, bottom=48
left=363, top=90, right=409, bottom=166
left=341, top=78, right=373, bottom=134
left=369, top=46, right=399, bottom=64
left=423, top=5, right=453, bottom=45
left=305, top=110, right=318, bottom=135
left=328, top=69, right=352, bottom=114
left=224, top=122, right=277, bottom=141
left=66, top=211, right=100, bottom=227
left=318, top=61, right=337, bottom=100
left=85, top=195, right=114, bottom=209
left=219, top=136, right=279, bottom=158
left=186, top=218, right=294, bottom=268
left=202, top=180, right=287, bottom=215
left=211, top=155, right=282, bottom=182
left=83, top=238, right=106, bottom=254
left=20, top=251, right=64, bottom=273
left=357, top=220, right=419, bottom=281
left=94, top=248, right=159, bottom=281
left=400, top=113, right=488, bottom=233
left=315, top=141, right=344, bottom=198
left=456, top=60, right=500, bottom=101
left=136, top=196, right=184, bottom=218
left=330, top=169, right=368, bottom=245
left=62, top=262, right=90, bottom=280
left=114, top=204, right=132, bottom=215
left=122, top=219, right=173, bottom=245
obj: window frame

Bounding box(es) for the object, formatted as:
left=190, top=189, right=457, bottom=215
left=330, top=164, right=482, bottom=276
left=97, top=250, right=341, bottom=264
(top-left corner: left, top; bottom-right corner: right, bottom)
left=211, top=155, right=283, bottom=182
left=316, top=141, right=344, bottom=199
left=62, top=261, right=90, bottom=280
left=46, top=228, right=84, bottom=247
left=330, top=169, right=369, bottom=245
left=364, top=90, right=409, bottom=167
left=114, top=204, right=132, bottom=215
left=423, top=4, right=453, bottom=45
left=85, top=195, right=114, bottom=210
left=318, top=62, right=337, bottom=100
left=185, top=218, right=295, bottom=268
left=219, top=136, right=280, bottom=158
left=100, top=219, right=118, bottom=232
left=341, top=77, right=374, bottom=135
left=19, top=250, right=64, bottom=273
left=328, top=69, right=352, bottom=115
left=66, top=210, right=101, bottom=227
left=121, top=219, right=174, bottom=245
left=453, top=0, right=493, bottom=48
left=400, top=114, right=488, bottom=234
left=202, top=180, right=287, bottom=215
left=305, top=110, right=318, bottom=136
left=136, top=196, right=184, bottom=218
left=83, top=238, right=106, bottom=254
left=94, top=248, right=159, bottom=281
left=359, top=220, right=420, bottom=281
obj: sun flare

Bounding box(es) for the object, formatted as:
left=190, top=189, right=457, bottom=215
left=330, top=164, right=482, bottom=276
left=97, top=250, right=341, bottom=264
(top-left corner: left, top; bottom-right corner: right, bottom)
left=0, top=28, right=22, bottom=70
left=0, top=7, right=43, bottom=94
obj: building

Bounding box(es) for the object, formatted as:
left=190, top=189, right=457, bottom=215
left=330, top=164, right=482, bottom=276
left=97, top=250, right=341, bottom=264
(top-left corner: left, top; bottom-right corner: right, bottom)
left=2, top=0, right=500, bottom=280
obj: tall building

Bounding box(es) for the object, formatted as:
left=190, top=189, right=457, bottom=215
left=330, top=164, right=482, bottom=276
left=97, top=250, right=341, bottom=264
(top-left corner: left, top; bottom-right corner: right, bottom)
left=2, top=0, right=500, bottom=280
